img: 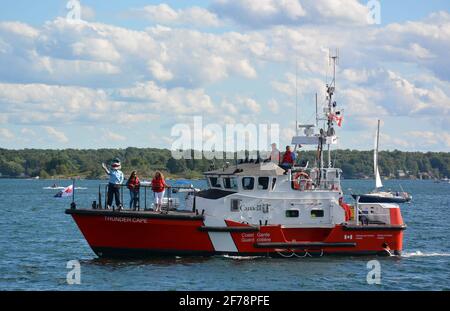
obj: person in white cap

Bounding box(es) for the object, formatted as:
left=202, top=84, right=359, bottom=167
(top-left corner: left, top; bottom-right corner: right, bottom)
left=102, top=158, right=124, bottom=210
left=269, top=143, right=280, bottom=164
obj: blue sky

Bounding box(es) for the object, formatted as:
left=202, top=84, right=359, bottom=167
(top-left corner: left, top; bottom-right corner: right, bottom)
left=0, top=0, right=449, bottom=152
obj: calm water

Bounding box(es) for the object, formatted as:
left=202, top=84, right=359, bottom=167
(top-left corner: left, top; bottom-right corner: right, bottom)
left=0, top=178, right=449, bottom=291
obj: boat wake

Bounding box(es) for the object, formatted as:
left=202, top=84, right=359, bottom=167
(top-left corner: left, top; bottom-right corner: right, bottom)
left=402, top=251, right=450, bottom=258
left=222, top=255, right=263, bottom=260
left=43, top=187, right=88, bottom=190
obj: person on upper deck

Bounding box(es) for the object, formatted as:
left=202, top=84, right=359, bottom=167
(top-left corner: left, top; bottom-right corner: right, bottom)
left=126, top=170, right=140, bottom=211
left=267, top=143, right=280, bottom=164
left=102, top=158, right=124, bottom=210
left=151, top=171, right=170, bottom=213
left=280, top=145, right=297, bottom=171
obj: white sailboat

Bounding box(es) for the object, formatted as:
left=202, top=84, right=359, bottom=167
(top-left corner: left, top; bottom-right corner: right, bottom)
left=353, top=120, right=412, bottom=203
left=374, top=120, right=383, bottom=190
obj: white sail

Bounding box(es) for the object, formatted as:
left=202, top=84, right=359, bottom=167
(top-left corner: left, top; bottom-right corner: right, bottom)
left=374, top=120, right=383, bottom=189
left=375, top=166, right=383, bottom=189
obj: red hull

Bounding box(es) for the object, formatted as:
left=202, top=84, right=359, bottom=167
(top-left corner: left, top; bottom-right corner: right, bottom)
left=67, top=209, right=405, bottom=258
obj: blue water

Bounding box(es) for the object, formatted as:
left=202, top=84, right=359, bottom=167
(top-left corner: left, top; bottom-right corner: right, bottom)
left=0, top=178, right=449, bottom=291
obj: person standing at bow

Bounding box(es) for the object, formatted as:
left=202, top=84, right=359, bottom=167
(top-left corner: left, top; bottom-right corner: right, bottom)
left=126, top=171, right=140, bottom=211
left=151, top=171, right=170, bottom=212
left=102, top=158, right=124, bottom=210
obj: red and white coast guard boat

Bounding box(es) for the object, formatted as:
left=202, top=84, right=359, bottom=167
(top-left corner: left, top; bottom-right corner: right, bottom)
left=66, top=60, right=406, bottom=258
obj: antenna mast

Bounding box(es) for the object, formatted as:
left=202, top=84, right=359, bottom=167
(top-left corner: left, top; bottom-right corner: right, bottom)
left=326, top=49, right=339, bottom=168
left=295, top=59, right=299, bottom=136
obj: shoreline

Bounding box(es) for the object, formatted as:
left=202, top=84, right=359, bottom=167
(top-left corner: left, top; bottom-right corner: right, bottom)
left=0, top=176, right=436, bottom=182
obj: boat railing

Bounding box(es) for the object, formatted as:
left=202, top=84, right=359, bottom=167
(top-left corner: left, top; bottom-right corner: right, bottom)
left=290, top=168, right=341, bottom=192
left=92, top=183, right=197, bottom=212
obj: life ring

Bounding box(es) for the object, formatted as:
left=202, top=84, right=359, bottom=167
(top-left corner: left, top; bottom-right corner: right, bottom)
left=293, top=172, right=310, bottom=190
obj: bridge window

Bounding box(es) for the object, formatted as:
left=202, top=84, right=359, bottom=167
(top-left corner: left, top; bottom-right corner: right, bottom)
left=257, top=177, right=269, bottom=190
left=242, top=177, right=254, bottom=190
left=272, top=178, right=277, bottom=190
left=209, top=177, right=221, bottom=188
left=223, top=177, right=238, bottom=190
left=286, top=210, right=299, bottom=218
left=311, top=209, right=324, bottom=218
left=230, top=199, right=241, bottom=212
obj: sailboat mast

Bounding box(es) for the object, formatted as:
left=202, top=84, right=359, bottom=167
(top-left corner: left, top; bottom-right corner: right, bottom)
left=375, top=119, right=380, bottom=177
left=376, top=119, right=380, bottom=156
left=374, top=119, right=383, bottom=190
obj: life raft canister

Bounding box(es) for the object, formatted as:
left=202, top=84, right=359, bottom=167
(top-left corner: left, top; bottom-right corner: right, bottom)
left=339, top=198, right=352, bottom=221
left=293, top=171, right=311, bottom=190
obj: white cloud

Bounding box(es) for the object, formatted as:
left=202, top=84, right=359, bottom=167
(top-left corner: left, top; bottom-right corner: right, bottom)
left=0, top=18, right=264, bottom=88
left=211, top=0, right=368, bottom=28
left=241, top=98, right=261, bottom=114
left=272, top=73, right=323, bottom=97
left=21, top=128, right=37, bottom=136
left=102, top=130, right=126, bottom=142
left=405, top=131, right=450, bottom=150
left=147, top=60, right=174, bottom=82
left=81, top=5, right=96, bottom=22
left=371, top=11, right=450, bottom=80
left=0, top=7, right=449, bottom=151
left=43, top=126, right=68, bottom=143
left=267, top=99, right=279, bottom=113
left=0, top=128, right=14, bottom=140
left=135, top=4, right=221, bottom=28
left=117, top=81, right=216, bottom=115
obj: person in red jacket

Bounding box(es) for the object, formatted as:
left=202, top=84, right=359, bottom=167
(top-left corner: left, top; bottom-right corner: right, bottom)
left=151, top=171, right=170, bottom=212
left=280, top=145, right=297, bottom=171
left=126, top=171, right=140, bottom=210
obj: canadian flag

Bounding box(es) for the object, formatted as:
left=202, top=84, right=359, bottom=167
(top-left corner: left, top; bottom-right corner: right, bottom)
left=329, top=113, right=343, bottom=127
left=333, top=115, right=343, bottom=127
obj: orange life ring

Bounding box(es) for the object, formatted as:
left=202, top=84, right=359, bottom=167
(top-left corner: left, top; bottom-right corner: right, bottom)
left=293, top=172, right=310, bottom=190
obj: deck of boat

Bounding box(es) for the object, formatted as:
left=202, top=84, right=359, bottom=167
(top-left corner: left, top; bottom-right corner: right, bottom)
left=65, top=208, right=204, bottom=220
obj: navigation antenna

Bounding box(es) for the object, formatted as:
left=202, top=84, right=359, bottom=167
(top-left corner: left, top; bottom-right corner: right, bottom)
left=295, top=58, right=299, bottom=136
left=326, top=49, right=339, bottom=168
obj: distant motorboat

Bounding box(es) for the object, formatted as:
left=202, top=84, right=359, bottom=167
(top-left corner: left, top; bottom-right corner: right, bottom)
left=353, top=120, right=412, bottom=204
left=43, top=185, right=65, bottom=190
left=44, top=185, right=87, bottom=190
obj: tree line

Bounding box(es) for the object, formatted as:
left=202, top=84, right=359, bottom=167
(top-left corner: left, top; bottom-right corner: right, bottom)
left=0, top=148, right=449, bottom=180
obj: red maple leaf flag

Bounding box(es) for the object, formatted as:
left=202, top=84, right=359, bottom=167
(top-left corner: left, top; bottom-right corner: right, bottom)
left=334, top=115, right=343, bottom=127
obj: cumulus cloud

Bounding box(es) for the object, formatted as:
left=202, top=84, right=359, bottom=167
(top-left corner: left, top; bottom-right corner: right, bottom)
left=400, top=131, right=450, bottom=150
left=267, top=99, right=279, bottom=113
left=0, top=81, right=223, bottom=126
left=43, top=126, right=68, bottom=143
left=0, top=6, right=449, bottom=150
left=102, top=130, right=126, bottom=142
left=370, top=11, right=450, bottom=81
left=116, top=81, right=216, bottom=115
left=340, top=69, right=450, bottom=119
left=272, top=73, right=324, bottom=97
left=135, top=4, right=221, bottom=28
left=0, top=128, right=15, bottom=141
left=211, top=0, right=369, bottom=28
left=0, top=18, right=261, bottom=88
